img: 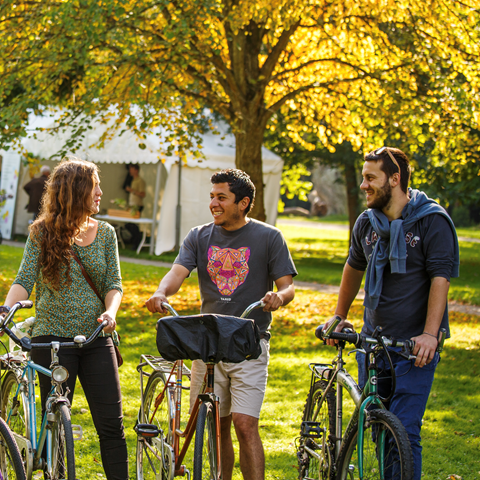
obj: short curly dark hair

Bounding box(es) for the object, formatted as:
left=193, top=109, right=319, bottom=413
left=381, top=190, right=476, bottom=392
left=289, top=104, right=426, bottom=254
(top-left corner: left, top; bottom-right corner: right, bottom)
left=210, top=169, right=256, bottom=214
left=364, top=147, right=411, bottom=194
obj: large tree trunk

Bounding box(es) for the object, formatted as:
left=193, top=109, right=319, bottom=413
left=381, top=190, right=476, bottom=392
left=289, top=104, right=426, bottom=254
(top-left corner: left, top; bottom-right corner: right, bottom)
left=234, top=122, right=267, bottom=222
left=344, top=158, right=360, bottom=246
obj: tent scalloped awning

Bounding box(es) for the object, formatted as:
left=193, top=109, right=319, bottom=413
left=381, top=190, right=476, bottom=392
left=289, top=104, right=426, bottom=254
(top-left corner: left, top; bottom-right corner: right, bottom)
left=22, top=116, right=283, bottom=174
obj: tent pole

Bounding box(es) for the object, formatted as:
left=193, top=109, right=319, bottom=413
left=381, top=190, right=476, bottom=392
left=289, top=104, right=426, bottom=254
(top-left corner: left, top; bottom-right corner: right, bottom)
left=150, top=162, right=162, bottom=255
left=174, top=158, right=182, bottom=250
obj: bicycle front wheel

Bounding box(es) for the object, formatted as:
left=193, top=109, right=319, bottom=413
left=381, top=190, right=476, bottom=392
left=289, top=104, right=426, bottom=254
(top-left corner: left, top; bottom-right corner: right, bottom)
left=193, top=401, right=220, bottom=480
left=297, top=380, right=336, bottom=480
left=136, top=371, right=174, bottom=480
left=336, top=409, right=413, bottom=480
left=0, top=417, right=26, bottom=479
left=49, top=403, right=75, bottom=480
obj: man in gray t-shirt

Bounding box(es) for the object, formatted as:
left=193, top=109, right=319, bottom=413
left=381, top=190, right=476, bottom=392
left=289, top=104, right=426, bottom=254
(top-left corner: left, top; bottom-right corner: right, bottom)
left=146, top=169, right=296, bottom=480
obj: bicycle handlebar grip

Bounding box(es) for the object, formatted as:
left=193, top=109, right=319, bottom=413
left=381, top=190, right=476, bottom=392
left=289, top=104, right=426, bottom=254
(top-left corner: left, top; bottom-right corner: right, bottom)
left=329, top=331, right=361, bottom=346
left=315, top=325, right=360, bottom=346
left=315, top=325, right=326, bottom=340
left=17, top=300, right=33, bottom=309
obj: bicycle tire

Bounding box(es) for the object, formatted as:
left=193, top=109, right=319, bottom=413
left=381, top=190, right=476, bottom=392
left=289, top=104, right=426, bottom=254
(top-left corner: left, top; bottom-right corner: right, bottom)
left=1, top=371, right=29, bottom=440
left=297, top=381, right=336, bottom=480
left=193, top=401, right=220, bottom=480
left=136, top=371, right=175, bottom=480
left=49, top=403, right=75, bottom=480
left=336, top=409, right=414, bottom=480
left=0, top=417, right=27, bottom=479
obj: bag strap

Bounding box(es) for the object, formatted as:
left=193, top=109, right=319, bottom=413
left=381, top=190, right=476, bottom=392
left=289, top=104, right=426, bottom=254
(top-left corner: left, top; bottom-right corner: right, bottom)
left=70, top=248, right=105, bottom=307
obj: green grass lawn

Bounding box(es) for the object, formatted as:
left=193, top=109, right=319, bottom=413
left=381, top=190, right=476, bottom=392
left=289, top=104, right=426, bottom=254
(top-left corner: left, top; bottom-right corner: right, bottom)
left=1, top=220, right=479, bottom=479
left=279, top=222, right=480, bottom=306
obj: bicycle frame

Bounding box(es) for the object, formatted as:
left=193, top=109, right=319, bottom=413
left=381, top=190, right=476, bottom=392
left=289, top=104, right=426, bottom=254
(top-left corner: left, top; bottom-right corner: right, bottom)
left=5, top=357, right=71, bottom=479
left=309, top=344, right=392, bottom=478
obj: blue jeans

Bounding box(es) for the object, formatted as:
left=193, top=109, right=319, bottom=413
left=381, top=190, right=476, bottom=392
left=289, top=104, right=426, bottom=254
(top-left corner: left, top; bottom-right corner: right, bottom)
left=356, top=349, right=440, bottom=480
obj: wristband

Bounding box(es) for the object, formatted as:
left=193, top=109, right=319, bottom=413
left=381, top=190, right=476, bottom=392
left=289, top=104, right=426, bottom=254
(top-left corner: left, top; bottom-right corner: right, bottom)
left=423, top=332, right=438, bottom=340
left=0, top=306, right=10, bottom=314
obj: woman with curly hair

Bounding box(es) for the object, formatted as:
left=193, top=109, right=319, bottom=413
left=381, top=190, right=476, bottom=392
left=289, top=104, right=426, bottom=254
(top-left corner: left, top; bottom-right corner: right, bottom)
left=2, top=157, right=128, bottom=479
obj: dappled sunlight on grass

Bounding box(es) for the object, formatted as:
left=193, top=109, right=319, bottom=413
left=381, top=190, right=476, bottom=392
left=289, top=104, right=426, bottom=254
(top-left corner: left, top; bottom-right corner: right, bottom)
left=2, top=237, right=480, bottom=478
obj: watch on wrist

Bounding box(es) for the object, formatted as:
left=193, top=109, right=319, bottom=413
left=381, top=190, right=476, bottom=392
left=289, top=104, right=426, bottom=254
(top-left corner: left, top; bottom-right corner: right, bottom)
left=0, top=306, right=11, bottom=314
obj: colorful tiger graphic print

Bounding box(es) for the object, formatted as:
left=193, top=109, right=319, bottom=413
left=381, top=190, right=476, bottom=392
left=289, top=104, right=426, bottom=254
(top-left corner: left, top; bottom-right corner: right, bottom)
left=207, top=246, right=250, bottom=296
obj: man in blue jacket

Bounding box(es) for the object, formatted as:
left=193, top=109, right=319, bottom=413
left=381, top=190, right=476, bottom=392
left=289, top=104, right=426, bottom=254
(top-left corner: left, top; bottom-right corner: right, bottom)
left=324, top=147, right=459, bottom=480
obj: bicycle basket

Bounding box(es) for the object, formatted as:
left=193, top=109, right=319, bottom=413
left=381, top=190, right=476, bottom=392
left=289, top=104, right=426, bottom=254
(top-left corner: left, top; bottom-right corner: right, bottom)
left=156, top=314, right=262, bottom=363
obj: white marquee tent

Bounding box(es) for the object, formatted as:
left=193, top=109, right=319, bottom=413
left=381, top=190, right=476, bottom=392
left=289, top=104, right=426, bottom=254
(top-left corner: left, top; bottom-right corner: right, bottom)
left=17, top=117, right=283, bottom=255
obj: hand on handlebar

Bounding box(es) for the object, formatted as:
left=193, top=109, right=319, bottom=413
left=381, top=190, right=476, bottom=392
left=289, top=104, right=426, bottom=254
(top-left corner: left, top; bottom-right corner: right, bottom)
left=98, top=312, right=117, bottom=334
left=260, top=291, right=283, bottom=312
left=323, top=315, right=354, bottom=346
left=145, top=292, right=170, bottom=314
left=410, top=333, right=438, bottom=368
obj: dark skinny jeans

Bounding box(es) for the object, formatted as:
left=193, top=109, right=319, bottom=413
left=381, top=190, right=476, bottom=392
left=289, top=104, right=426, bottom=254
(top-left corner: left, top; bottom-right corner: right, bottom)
left=31, top=336, right=129, bottom=480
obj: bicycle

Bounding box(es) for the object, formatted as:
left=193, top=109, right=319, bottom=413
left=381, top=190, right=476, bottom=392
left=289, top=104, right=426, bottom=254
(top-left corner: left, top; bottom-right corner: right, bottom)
left=296, top=317, right=446, bottom=480
left=135, top=300, right=264, bottom=480
left=0, top=300, right=110, bottom=480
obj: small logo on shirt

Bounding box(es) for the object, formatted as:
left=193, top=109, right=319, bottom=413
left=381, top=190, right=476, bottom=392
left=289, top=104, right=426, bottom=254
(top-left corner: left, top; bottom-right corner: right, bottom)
left=405, top=232, right=420, bottom=247
left=365, top=231, right=378, bottom=245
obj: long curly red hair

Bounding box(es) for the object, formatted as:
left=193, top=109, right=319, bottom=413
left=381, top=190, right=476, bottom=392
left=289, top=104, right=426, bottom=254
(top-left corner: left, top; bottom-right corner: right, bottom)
left=30, top=157, right=99, bottom=290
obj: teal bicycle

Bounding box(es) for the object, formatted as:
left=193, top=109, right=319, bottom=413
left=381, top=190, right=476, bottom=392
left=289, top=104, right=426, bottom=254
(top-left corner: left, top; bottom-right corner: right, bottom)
left=0, top=300, right=108, bottom=480
left=296, top=317, right=445, bottom=480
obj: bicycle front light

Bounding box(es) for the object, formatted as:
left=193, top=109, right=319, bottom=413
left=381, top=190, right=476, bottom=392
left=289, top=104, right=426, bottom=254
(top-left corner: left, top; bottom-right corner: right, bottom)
left=52, top=366, right=69, bottom=383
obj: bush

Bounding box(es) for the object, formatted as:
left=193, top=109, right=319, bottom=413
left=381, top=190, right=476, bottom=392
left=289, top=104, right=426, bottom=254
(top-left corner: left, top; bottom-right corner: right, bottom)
left=451, top=206, right=472, bottom=227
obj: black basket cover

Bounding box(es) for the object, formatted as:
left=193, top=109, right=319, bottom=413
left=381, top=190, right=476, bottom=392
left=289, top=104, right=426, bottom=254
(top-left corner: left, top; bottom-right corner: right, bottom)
left=156, top=314, right=262, bottom=363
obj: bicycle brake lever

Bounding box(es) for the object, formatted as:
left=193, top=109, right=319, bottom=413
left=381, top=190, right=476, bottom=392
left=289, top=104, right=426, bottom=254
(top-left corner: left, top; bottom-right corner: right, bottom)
left=398, top=341, right=416, bottom=361
left=437, top=328, right=446, bottom=353
left=348, top=348, right=365, bottom=356
left=323, top=316, right=342, bottom=338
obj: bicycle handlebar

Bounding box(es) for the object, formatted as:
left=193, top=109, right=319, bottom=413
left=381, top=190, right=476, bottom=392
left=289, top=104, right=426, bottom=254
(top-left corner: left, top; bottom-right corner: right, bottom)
left=316, top=317, right=446, bottom=355
left=160, top=300, right=266, bottom=320
left=19, top=320, right=109, bottom=351
left=1, top=301, right=110, bottom=352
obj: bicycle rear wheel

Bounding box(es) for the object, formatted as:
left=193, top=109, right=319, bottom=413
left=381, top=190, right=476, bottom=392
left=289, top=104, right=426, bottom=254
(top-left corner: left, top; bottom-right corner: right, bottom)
left=336, top=409, right=413, bottom=480
left=193, top=401, right=220, bottom=480
left=297, top=380, right=336, bottom=480
left=49, top=403, right=75, bottom=480
left=136, top=371, right=175, bottom=480
left=0, top=417, right=26, bottom=479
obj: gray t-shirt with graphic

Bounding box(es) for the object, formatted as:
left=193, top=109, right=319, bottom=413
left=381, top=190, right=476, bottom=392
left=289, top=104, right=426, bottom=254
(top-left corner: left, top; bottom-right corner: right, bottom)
left=174, top=219, right=297, bottom=335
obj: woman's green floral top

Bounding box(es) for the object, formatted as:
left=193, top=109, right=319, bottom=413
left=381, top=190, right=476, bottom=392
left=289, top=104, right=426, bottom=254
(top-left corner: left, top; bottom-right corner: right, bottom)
left=13, top=221, right=123, bottom=338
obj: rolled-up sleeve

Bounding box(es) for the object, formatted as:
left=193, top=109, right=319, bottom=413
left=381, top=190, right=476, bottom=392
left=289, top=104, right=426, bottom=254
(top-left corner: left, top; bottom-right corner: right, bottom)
left=103, top=224, right=123, bottom=295
left=13, top=235, right=40, bottom=295
left=424, top=215, right=455, bottom=280
left=347, top=214, right=368, bottom=272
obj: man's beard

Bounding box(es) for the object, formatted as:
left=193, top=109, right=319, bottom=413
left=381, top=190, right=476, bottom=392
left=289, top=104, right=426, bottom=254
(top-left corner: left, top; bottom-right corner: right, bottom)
left=368, top=179, right=392, bottom=210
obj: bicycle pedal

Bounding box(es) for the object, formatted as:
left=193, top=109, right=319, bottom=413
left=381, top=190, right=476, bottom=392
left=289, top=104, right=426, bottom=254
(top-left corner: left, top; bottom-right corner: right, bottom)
left=301, top=421, right=325, bottom=438
left=135, top=423, right=160, bottom=438
left=71, top=424, right=83, bottom=441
